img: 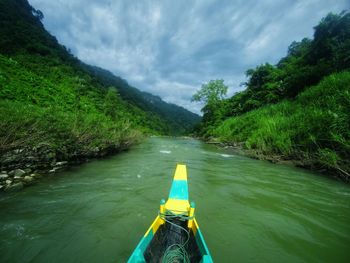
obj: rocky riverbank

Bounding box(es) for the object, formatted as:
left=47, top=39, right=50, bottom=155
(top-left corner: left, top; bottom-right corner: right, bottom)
left=0, top=142, right=132, bottom=193
left=207, top=139, right=350, bottom=183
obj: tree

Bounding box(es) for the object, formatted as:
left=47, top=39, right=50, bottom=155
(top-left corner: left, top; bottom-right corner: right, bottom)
left=104, top=88, right=121, bottom=120
left=191, top=80, right=228, bottom=136
left=31, top=8, right=44, bottom=21
left=191, top=79, right=228, bottom=106
left=245, top=63, right=275, bottom=92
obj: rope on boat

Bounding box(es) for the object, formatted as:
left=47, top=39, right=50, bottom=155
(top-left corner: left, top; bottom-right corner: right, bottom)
left=159, top=211, right=191, bottom=263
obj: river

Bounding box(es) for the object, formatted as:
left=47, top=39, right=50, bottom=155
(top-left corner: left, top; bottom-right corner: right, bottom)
left=0, top=137, right=349, bottom=262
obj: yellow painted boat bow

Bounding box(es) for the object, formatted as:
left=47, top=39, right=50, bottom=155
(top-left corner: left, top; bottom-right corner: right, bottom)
left=128, top=164, right=213, bottom=262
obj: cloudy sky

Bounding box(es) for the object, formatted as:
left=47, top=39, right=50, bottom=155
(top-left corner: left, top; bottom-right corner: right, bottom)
left=29, top=0, right=349, bottom=114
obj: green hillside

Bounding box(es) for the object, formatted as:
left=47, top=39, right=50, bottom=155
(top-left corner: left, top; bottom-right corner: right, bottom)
left=84, top=65, right=200, bottom=134
left=0, top=0, right=199, bottom=168
left=214, top=72, right=350, bottom=180
left=193, top=11, right=350, bottom=181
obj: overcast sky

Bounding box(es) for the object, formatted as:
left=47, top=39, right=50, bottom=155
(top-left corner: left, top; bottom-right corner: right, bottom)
left=29, top=0, right=349, bottom=114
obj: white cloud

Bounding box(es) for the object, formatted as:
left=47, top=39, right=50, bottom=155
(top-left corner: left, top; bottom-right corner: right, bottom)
left=29, top=0, right=350, bottom=113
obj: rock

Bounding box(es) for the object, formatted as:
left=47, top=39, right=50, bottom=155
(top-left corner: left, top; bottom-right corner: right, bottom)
left=0, top=174, right=9, bottom=180
left=14, top=169, right=26, bottom=177
left=4, top=182, right=23, bottom=192
left=24, top=168, right=32, bottom=174
left=13, top=176, right=23, bottom=181
left=55, top=161, right=68, bottom=166
left=30, top=173, right=42, bottom=179
left=3, top=154, right=21, bottom=164
left=53, top=166, right=64, bottom=172
left=5, top=180, right=12, bottom=185
left=27, top=156, right=36, bottom=161
left=23, top=176, right=34, bottom=185
left=48, top=166, right=64, bottom=173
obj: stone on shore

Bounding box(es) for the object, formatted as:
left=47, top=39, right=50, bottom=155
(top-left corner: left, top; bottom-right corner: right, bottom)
left=30, top=173, right=42, bottom=179
left=0, top=174, right=9, bottom=180
left=23, top=176, right=34, bottom=185
left=55, top=161, right=68, bottom=166
left=5, top=182, right=24, bottom=192
left=13, top=176, right=23, bottom=181
left=14, top=169, right=26, bottom=177
left=24, top=168, right=32, bottom=174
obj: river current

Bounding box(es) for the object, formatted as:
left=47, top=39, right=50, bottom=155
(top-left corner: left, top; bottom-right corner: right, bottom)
left=0, top=137, right=349, bottom=262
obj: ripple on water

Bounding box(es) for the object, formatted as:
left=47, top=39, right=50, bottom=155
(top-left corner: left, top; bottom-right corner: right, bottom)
left=0, top=137, right=349, bottom=263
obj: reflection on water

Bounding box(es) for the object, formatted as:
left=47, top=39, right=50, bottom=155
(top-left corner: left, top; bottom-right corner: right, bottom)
left=0, top=137, right=349, bottom=262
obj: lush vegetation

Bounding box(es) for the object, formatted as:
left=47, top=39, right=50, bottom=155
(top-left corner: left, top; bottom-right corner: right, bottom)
left=193, top=11, right=350, bottom=180
left=214, top=72, right=350, bottom=180
left=191, top=79, right=229, bottom=133
left=84, top=65, right=200, bottom=135
left=0, top=53, right=144, bottom=157
left=0, top=0, right=199, bottom=162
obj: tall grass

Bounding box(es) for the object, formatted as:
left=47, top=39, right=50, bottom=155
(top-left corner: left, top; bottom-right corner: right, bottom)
left=0, top=100, right=142, bottom=158
left=0, top=54, right=146, bottom=160
left=213, top=71, right=350, bottom=179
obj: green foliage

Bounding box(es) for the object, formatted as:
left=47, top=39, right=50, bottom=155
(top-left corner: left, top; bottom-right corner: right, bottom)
left=0, top=53, right=146, bottom=155
left=0, top=100, right=142, bottom=157
left=191, top=79, right=228, bottom=105
left=0, top=0, right=72, bottom=60
left=0, top=0, right=201, bottom=161
left=192, top=11, right=350, bottom=179
left=104, top=88, right=122, bottom=120
left=213, top=71, right=350, bottom=178
left=0, top=0, right=200, bottom=149
left=191, top=80, right=229, bottom=137
left=317, top=149, right=339, bottom=169
left=208, top=11, right=350, bottom=121
left=84, top=66, right=200, bottom=135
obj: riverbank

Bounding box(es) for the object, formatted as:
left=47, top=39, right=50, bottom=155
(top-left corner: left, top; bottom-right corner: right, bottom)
left=0, top=139, right=139, bottom=193
left=206, top=139, right=349, bottom=183
left=203, top=72, right=350, bottom=183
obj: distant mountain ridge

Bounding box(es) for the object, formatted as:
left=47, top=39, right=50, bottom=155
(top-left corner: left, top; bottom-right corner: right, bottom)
left=84, top=65, right=200, bottom=134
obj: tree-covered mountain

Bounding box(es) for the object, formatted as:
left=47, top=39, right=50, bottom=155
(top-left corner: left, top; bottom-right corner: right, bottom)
left=83, top=65, right=200, bottom=134
left=193, top=11, right=350, bottom=181
left=0, top=0, right=199, bottom=171
left=0, top=0, right=199, bottom=133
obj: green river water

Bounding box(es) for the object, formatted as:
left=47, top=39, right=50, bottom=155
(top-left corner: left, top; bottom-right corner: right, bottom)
left=0, top=137, right=349, bottom=263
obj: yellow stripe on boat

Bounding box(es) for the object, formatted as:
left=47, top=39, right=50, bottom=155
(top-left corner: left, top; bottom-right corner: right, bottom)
left=164, top=199, right=190, bottom=214
left=144, top=216, right=164, bottom=237
left=173, top=164, right=187, bottom=180
left=164, top=164, right=190, bottom=214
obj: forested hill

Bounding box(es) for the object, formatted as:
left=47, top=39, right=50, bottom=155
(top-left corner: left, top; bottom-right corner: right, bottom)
left=0, top=0, right=199, bottom=135
left=83, top=65, right=200, bottom=134
left=0, top=0, right=199, bottom=174
left=193, top=11, right=350, bottom=181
